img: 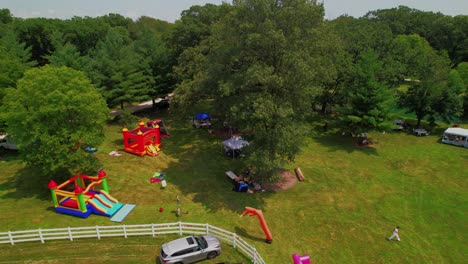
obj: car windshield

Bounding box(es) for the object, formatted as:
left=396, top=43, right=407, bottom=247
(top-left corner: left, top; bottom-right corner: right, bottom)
left=195, top=236, right=208, bottom=249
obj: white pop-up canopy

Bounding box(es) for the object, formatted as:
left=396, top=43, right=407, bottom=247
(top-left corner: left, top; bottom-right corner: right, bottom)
left=222, top=137, right=249, bottom=159
left=222, top=137, right=249, bottom=150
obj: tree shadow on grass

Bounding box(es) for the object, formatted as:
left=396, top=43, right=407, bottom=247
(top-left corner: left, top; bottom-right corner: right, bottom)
left=161, top=122, right=273, bottom=214
left=313, top=132, right=379, bottom=156
left=0, top=149, right=22, bottom=162
left=0, top=166, right=50, bottom=200
left=234, top=226, right=267, bottom=243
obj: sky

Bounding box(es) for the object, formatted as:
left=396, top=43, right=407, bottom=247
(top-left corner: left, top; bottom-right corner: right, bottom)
left=0, top=0, right=467, bottom=22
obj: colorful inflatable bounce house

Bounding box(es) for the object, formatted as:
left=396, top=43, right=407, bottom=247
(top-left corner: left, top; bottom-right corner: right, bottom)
left=48, top=169, right=123, bottom=218
left=122, top=120, right=161, bottom=157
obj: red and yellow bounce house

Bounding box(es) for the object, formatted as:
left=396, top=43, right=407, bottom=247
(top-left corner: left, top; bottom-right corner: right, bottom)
left=122, top=121, right=161, bottom=157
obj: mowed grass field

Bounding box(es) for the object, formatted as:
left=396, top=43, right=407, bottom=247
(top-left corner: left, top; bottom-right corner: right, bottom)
left=0, top=109, right=466, bottom=263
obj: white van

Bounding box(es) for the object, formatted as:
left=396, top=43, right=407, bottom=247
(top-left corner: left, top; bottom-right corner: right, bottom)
left=0, top=134, right=18, bottom=150
left=441, top=128, right=468, bottom=148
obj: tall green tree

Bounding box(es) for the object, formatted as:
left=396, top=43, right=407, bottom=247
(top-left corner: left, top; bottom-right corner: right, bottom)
left=87, top=27, right=153, bottom=109
left=168, top=4, right=231, bottom=59
left=393, top=34, right=462, bottom=127
left=13, top=18, right=62, bottom=65
left=365, top=6, right=468, bottom=65
left=324, top=16, right=398, bottom=115
left=0, top=29, right=34, bottom=108
left=0, top=29, right=35, bottom=66
left=330, top=16, right=393, bottom=62
left=433, top=69, right=465, bottom=122
left=46, top=42, right=89, bottom=70
left=2, top=66, right=109, bottom=177
left=175, top=0, right=328, bottom=179
left=338, top=51, right=392, bottom=135
left=0, top=8, right=13, bottom=24
left=61, top=16, right=110, bottom=55
left=0, top=46, right=28, bottom=101
left=129, top=16, right=173, bottom=39
left=99, top=13, right=133, bottom=28
left=453, top=63, right=468, bottom=117
left=456, top=62, right=468, bottom=87
left=133, top=27, right=173, bottom=103
left=0, top=46, right=27, bottom=131
left=0, top=28, right=34, bottom=131
left=168, top=4, right=232, bottom=97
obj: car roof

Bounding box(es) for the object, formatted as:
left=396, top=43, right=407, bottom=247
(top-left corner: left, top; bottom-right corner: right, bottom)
left=163, top=236, right=198, bottom=255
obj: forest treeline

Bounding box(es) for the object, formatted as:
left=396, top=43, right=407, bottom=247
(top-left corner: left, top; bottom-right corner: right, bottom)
left=0, top=2, right=467, bottom=178
left=0, top=4, right=466, bottom=110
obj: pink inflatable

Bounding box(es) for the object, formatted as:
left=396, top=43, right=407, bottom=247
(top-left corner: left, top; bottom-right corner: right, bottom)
left=292, top=253, right=311, bottom=264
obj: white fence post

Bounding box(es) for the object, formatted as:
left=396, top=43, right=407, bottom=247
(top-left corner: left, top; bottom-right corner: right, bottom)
left=68, top=227, right=73, bottom=241
left=8, top=231, right=14, bottom=245
left=151, top=223, right=155, bottom=237
left=96, top=226, right=100, bottom=239
left=232, top=233, right=237, bottom=249
left=253, top=247, right=257, bottom=263
left=123, top=225, right=127, bottom=238
left=205, top=223, right=209, bottom=235
left=178, top=222, right=182, bottom=236
left=38, top=229, right=44, bottom=243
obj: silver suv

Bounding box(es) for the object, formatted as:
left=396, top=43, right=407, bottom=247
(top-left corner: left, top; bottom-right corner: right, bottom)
left=159, top=234, right=221, bottom=264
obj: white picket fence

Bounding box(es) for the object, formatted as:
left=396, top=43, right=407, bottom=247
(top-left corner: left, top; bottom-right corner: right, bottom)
left=0, top=222, right=266, bottom=264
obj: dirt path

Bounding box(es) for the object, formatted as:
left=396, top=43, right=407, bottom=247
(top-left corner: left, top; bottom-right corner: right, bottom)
left=262, top=169, right=298, bottom=191
left=110, top=100, right=155, bottom=117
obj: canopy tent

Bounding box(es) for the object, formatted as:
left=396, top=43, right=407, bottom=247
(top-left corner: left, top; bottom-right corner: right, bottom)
left=193, top=113, right=212, bottom=128
left=195, top=113, right=210, bottom=120
left=222, top=137, right=249, bottom=159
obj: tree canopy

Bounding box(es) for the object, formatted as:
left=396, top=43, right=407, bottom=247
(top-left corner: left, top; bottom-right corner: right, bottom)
left=2, top=66, right=109, bottom=177
left=174, top=0, right=331, bottom=178
left=86, top=27, right=154, bottom=109
left=0, top=4, right=466, bottom=178
left=338, top=51, right=392, bottom=135
left=392, top=34, right=462, bottom=127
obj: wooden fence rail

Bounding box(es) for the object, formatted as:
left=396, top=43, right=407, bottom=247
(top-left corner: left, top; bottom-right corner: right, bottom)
left=0, top=222, right=266, bottom=264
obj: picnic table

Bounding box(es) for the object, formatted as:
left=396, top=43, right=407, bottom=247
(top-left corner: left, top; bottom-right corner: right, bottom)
left=413, top=128, right=430, bottom=136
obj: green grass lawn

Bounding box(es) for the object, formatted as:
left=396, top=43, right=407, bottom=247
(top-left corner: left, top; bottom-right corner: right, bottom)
left=0, top=109, right=466, bottom=263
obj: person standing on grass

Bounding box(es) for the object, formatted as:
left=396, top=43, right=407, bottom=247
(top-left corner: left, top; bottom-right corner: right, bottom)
left=388, top=226, right=400, bottom=241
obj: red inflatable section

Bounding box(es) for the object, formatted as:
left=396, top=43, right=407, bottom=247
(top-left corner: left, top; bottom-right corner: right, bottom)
left=122, top=121, right=161, bottom=157
left=241, top=207, right=273, bottom=243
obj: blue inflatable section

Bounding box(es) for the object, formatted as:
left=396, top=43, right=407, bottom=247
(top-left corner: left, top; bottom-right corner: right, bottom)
left=195, top=113, right=210, bottom=120
left=55, top=204, right=92, bottom=218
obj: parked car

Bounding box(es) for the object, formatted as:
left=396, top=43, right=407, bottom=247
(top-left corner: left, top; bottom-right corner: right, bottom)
left=394, top=119, right=410, bottom=130
left=159, top=234, right=221, bottom=264
left=0, top=134, right=18, bottom=150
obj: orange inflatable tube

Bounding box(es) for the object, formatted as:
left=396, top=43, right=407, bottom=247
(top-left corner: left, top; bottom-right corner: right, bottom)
left=241, top=207, right=272, bottom=243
